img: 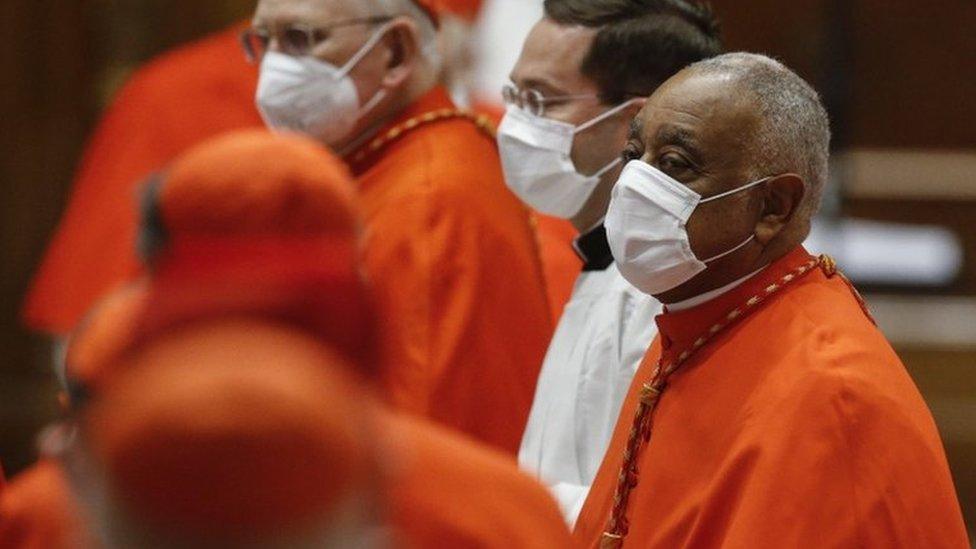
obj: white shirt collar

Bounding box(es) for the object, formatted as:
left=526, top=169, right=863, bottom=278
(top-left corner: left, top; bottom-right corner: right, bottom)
left=665, top=266, right=767, bottom=312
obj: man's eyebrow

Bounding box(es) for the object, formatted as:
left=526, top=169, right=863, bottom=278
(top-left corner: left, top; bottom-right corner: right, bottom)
left=655, top=125, right=704, bottom=158
left=628, top=119, right=643, bottom=140
left=518, top=77, right=568, bottom=97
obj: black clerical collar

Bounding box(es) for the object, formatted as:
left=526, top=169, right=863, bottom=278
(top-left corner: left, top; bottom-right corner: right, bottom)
left=573, top=224, right=614, bottom=272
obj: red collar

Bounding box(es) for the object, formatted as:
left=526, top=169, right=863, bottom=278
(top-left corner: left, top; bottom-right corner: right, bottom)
left=346, top=86, right=455, bottom=176
left=655, top=246, right=816, bottom=359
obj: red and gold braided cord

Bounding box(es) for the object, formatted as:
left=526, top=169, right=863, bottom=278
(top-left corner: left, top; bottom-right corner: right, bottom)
left=600, top=255, right=862, bottom=548
left=349, top=108, right=496, bottom=166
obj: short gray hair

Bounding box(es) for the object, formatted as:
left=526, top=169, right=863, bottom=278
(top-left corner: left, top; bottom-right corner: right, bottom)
left=367, top=0, right=441, bottom=68
left=688, top=52, right=831, bottom=219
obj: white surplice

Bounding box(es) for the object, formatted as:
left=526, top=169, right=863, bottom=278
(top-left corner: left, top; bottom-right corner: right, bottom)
left=519, top=257, right=660, bottom=526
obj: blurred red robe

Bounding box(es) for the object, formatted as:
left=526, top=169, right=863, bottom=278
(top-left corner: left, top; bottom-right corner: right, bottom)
left=472, top=100, right=581, bottom=322
left=353, top=87, right=552, bottom=454
left=22, top=22, right=261, bottom=334
left=0, top=420, right=576, bottom=549
left=23, top=14, right=581, bottom=335
left=0, top=460, right=94, bottom=549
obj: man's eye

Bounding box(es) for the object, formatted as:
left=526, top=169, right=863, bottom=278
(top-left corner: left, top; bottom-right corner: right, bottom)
left=621, top=144, right=643, bottom=162
left=658, top=153, right=691, bottom=176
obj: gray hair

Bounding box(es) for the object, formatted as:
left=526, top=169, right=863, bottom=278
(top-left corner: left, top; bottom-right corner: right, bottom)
left=367, top=0, right=442, bottom=68
left=688, top=52, right=831, bottom=220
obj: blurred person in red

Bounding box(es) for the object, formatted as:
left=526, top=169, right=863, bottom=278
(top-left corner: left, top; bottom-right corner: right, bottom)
left=27, top=0, right=554, bottom=456
left=1, top=130, right=573, bottom=549
left=1, top=129, right=362, bottom=549
left=22, top=22, right=263, bottom=335
left=25, top=0, right=573, bottom=336
left=67, top=326, right=385, bottom=548
left=245, top=0, right=552, bottom=453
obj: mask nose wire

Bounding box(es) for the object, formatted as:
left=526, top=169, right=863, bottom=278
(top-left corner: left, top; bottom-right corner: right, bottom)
left=591, top=157, right=623, bottom=179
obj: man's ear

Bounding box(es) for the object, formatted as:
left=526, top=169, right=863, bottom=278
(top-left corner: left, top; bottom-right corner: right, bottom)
left=755, top=173, right=805, bottom=244
left=611, top=97, right=645, bottom=124
left=381, top=18, right=420, bottom=88
left=625, top=97, right=647, bottom=116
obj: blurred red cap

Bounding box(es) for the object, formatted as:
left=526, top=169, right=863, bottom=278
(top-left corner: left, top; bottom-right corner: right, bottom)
left=64, top=130, right=377, bottom=401
left=413, top=0, right=485, bottom=24
left=81, top=318, right=375, bottom=542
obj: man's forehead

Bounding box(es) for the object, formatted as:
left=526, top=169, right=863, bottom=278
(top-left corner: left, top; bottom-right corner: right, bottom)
left=637, top=70, right=754, bottom=141
left=254, top=0, right=365, bottom=25
left=511, top=18, right=597, bottom=92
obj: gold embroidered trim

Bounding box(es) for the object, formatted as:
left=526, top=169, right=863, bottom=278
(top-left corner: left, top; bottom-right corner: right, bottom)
left=349, top=108, right=496, bottom=165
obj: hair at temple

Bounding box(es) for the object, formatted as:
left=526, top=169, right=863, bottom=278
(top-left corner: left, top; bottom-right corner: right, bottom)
left=690, top=52, right=832, bottom=220
left=543, top=0, right=723, bottom=104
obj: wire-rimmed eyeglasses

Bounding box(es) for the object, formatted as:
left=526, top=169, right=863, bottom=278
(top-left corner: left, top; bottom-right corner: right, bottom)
left=501, top=83, right=598, bottom=117
left=240, top=16, right=394, bottom=64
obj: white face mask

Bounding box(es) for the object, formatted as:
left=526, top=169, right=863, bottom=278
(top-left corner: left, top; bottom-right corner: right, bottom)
left=606, top=160, right=770, bottom=296
left=256, top=26, right=390, bottom=147
left=496, top=100, right=639, bottom=219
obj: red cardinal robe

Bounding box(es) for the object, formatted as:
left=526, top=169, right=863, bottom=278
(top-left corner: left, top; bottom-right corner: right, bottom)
left=0, top=460, right=94, bottom=549
left=351, top=87, right=552, bottom=455
left=384, top=412, right=575, bottom=548
left=472, top=99, right=581, bottom=323
left=22, top=22, right=261, bottom=334
left=574, top=247, right=969, bottom=548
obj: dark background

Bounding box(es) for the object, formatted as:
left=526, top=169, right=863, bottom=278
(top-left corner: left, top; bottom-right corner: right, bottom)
left=2, top=0, right=974, bottom=534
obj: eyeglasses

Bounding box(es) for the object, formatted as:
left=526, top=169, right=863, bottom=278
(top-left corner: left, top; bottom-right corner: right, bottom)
left=502, top=84, right=597, bottom=117
left=240, top=16, right=394, bottom=63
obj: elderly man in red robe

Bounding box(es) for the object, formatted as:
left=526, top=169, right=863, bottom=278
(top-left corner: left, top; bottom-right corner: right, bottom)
left=27, top=0, right=552, bottom=455
left=245, top=0, right=552, bottom=453
left=22, top=1, right=490, bottom=334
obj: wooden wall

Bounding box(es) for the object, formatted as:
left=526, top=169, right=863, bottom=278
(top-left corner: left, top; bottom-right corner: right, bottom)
left=0, top=0, right=251, bottom=475
left=0, top=0, right=99, bottom=476
left=716, top=0, right=976, bottom=149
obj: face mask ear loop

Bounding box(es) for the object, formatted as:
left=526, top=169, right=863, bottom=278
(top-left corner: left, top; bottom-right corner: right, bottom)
left=359, top=87, right=388, bottom=116
left=703, top=233, right=756, bottom=263
left=699, top=176, right=772, bottom=204
left=573, top=98, right=641, bottom=135
left=591, top=156, right=623, bottom=179
left=338, top=22, right=395, bottom=77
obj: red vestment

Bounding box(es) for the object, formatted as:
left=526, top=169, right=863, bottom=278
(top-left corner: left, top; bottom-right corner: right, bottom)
left=23, top=23, right=261, bottom=334
left=575, top=247, right=969, bottom=548
left=353, top=87, right=553, bottom=454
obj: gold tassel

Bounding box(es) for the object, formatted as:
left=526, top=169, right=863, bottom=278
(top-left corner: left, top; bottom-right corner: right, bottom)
left=639, top=383, right=662, bottom=407
left=601, top=532, right=624, bottom=548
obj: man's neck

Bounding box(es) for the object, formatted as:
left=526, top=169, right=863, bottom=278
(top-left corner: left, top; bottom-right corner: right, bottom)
left=570, top=176, right=614, bottom=232
left=339, top=77, right=439, bottom=158
left=656, top=237, right=802, bottom=306
left=665, top=266, right=767, bottom=312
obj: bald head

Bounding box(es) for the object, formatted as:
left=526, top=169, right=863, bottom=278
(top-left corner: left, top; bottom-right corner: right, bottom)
left=685, top=53, right=831, bottom=222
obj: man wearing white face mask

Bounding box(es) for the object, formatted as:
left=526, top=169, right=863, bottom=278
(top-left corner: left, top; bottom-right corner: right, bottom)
left=574, top=53, right=968, bottom=548
left=500, top=0, right=722, bottom=525
left=243, top=0, right=555, bottom=456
